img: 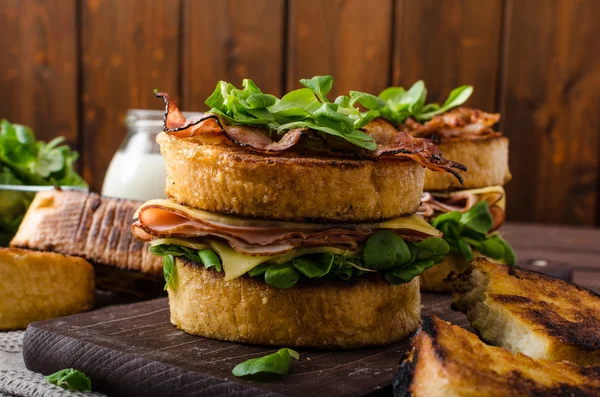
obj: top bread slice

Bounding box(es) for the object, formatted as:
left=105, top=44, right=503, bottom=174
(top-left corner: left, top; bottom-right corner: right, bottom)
left=424, top=137, right=511, bottom=191
left=394, top=315, right=600, bottom=397
left=158, top=132, right=426, bottom=222
left=449, top=258, right=600, bottom=366
left=10, top=190, right=163, bottom=297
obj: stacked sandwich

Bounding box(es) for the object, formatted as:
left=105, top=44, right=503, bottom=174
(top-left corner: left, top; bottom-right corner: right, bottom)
left=378, top=82, right=514, bottom=291
left=132, top=76, right=466, bottom=348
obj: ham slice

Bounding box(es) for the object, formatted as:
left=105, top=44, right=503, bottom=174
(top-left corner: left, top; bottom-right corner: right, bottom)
left=133, top=204, right=438, bottom=256
left=419, top=189, right=506, bottom=232
left=154, top=91, right=466, bottom=181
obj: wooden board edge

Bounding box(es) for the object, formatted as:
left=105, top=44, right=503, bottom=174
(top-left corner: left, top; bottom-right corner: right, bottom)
left=22, top=324, right=283, bottom=397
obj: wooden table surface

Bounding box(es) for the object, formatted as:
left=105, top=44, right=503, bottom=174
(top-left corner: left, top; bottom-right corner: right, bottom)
left=20, top=222, right=600, bottom=397
left=502, top=222, right=600, bottom=290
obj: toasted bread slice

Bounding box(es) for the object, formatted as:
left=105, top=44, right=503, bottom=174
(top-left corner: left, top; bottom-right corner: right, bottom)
left=449, top=258, right=600, bottom=366
left=424, top=137, right=511, bottom=192
left=169, top=257, right=421, bottom=348
left=0, top=248, right=94, bottom=330
left=10, top=190, right=163, bottom=297
left=158, top=132, right=425, bottom=223
left=395, top=315, right=600, bottom=397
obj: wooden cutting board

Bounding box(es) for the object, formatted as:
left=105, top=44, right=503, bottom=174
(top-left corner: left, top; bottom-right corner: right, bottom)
left=22, top=294, right=466, bottom=397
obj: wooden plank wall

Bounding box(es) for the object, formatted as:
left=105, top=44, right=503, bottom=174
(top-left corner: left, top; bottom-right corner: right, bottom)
left=1, top=0, right=599, bottom=226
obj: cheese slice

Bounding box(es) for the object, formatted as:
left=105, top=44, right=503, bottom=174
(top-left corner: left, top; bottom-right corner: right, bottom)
left=150, top=237, right=356, bottom=280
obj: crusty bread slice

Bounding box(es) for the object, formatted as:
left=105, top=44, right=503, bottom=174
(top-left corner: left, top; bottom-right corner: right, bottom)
left=0, top=248, right=94, bottom=330
left=158, top=132, right=425, bottom=223
left=395, top=315, right=600, bottom=397
left=449, top=258, right=600, bottom=366
left=10, top=190, right=163, bottom=297
left=424, top=137, right=511, bottom=192
left=169, top=257, right=421, bottom=348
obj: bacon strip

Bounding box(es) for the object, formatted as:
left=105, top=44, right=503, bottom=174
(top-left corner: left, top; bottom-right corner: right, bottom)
left=402, top=107, right=502, bottom=140
left=419, top=191, right=505, bottom=232
left=155, top=91, right=466, bottom=182
left=133, top=205, right=435, bottom=256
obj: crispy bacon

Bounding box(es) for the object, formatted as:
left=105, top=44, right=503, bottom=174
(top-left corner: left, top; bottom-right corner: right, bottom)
left=155, top=91, right=466, bottom=182
left=419, top=191, right=505, bottom=232
left=402, top=107, right=502, bottom=140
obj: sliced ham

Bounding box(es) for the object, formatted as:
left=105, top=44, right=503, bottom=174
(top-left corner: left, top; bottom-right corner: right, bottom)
left=133, top=204, right=438, bottom=256
left=419, top=190, right=506, bottom=232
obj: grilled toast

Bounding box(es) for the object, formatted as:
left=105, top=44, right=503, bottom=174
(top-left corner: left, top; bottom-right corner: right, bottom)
left=10, top=190, right=163, bottom=297
left=395, top=315, right=600, bottom=397
left=424, top=137, right=511, bottom=192
left=158, top=132, right=426, bottom=223
left=0, top=248, right=94, bottom=330
left=450, top=258, right=600, bottom=366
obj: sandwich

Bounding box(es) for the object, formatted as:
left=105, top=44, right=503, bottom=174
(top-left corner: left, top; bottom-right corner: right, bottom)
left=394, top=315, right=600, bottom=397
left=10, top=190, right=163, bottom=297
left=378, top=82, right=514, bottom=291
left=449, top=258, right=600, bottom=366
left=0, top=247, right=94, bottom=330
left=133, top=76, right=466, bottom=348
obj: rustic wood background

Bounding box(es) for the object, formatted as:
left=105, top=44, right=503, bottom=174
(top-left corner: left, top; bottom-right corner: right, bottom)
left=1, top=0, right=599, bottom=226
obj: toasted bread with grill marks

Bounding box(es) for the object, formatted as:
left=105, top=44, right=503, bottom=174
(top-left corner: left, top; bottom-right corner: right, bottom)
left=449, top=258, right=600, bottom=366
left=10, top=190, right=163, bottom=297
left=394, top=315, right=600, bottom=397
left=158, top=132, right=425, bottom=223
left=424, top=137, right=511, bottom=192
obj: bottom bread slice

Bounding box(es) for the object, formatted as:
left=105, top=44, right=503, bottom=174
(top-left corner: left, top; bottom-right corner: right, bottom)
left=168, top=258, right=421, bottom=349
left=0, top=248, right=94, bottom=330
left=394, top=315, right=600, bottom=397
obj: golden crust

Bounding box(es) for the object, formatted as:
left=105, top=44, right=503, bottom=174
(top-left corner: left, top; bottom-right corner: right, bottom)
left=450, top=258, right=600, bottom=366
left=424, top=137, right=511, bottom=191
left=158, top=132, right=425, bottom=222
left=419, top=252, right=469, bottom=292
left=0, top=248, right=94, bottom=330
left=168, top=258, right=421, bottom=348
left=395, top=315, right=600, bottom=397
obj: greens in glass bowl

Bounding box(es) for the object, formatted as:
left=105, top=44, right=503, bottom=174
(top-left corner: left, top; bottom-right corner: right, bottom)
left=0, top=119, right=87, bottom=246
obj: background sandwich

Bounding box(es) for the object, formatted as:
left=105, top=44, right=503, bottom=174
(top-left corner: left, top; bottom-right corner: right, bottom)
left=133, top=76, right=466, bottom=348
left=378, top=82, right=514, bottom=291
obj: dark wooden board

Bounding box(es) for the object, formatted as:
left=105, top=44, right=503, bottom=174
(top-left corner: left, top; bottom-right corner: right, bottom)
left=22, top=294, right=465, bottom=397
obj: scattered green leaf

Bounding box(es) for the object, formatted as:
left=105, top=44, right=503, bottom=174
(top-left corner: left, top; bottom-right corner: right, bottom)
left=45, top=368, right=91, bottom=392
left=232, top=348, right=299, bottom=380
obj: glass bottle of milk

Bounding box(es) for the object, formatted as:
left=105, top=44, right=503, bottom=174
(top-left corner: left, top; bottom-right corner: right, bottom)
left=102, top=109, right=201, bottom=201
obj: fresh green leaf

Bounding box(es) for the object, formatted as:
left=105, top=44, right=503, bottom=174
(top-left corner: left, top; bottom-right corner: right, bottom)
left=349, top=91, right=386, bottom=110
left=198, top=249, right=222, bottom=272
left=163, top=255, right=176, bottom=290
left=457, top=239, right=474, bottom=262
left=385, top=259, right=435, bottom=284
left=248, top=263, right=270, bottom=277
left=45, top=368, right=91, bottom=392
left=363, top=230, right=411, bottom=270
left=232, top=348, right=299, bottom=380
left=460, top=201, right=493, bottom=235
left=292, top=253, right=334, bottom=278
left=299, top=75, right=334, bottom=103
left=432, top=210, right=461, bottom=228
left=416, top=85, right=473, bottom=121
left=413, top=238, right=450, bottom=259
left=264, top=263, right=300, bottom=289
left=499, top=237, right=517, bottom=265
